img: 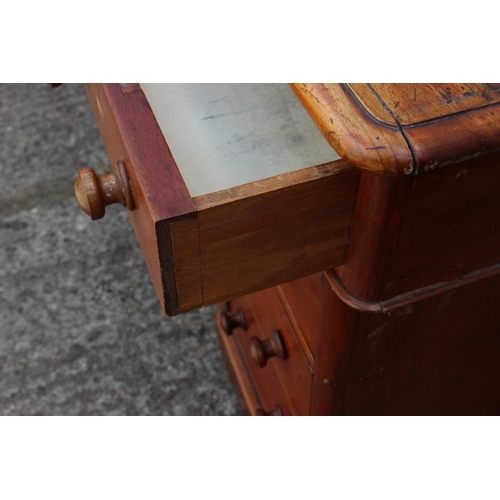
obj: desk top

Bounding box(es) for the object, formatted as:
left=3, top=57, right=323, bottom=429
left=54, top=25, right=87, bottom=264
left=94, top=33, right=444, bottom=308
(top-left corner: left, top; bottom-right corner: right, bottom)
left=292, top=83, right=500, bottom=176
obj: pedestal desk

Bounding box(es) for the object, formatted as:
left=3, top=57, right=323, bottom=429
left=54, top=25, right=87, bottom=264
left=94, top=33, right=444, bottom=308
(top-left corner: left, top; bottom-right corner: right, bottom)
left=74, top=83, right=500, bottom=415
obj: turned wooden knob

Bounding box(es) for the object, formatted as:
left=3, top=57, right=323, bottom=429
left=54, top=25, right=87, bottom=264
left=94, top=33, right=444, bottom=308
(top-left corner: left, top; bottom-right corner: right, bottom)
left=249, top=330, right=287, bottom=368
left=255, top=405, right=283, bottom=416
left=220, top=308, right=247, bottom=336
left=74, top=160, right=135, bottom=220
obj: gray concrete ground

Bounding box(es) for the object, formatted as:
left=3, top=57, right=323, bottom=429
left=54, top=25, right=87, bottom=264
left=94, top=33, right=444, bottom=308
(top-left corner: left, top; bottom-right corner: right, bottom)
left=0, top=83, right=240, bottom=415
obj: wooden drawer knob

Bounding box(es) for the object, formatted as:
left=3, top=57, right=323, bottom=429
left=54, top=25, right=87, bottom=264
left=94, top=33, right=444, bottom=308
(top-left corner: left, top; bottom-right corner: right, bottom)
left=249, top=330, right=287, bottom=368
left=74, top=160, right=135, bottom=220
left=220, top=308, right=247, bottom=336
left=255, top=405, right=283, bottom=416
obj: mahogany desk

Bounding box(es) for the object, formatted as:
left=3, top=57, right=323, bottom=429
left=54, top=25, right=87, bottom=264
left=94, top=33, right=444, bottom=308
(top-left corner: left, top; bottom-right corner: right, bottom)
left=74, top=83, right=500, bottom=415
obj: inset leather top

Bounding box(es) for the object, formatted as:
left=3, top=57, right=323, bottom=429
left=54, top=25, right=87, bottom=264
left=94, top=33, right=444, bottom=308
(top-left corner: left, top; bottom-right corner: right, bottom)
left=291, top=83, right=500, bottom=176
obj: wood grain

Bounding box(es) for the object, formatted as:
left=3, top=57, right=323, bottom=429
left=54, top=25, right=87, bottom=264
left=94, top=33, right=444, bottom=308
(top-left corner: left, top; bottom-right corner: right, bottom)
left=292, top=83, right=500, bottom=176
left=194, top=161, right=359, bottom=308
left=169, top=214, right=203, bottom=312
left=291, top=83, right=414, bottom=176
left=360, top=83, right=500, bottom=125
left=386, top=154, right=500, bottom=298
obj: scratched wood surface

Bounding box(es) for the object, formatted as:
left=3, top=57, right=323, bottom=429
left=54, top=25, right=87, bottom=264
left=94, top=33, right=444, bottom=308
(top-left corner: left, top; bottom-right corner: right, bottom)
left=353, top=83, right=500, bottom=125
left=291, top=83, right=500, bottom=176
left=291, top=83, right=413, bottom=176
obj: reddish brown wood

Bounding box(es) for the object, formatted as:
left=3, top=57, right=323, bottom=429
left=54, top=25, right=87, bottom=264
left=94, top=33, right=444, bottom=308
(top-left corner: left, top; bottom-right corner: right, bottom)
left=194, top=161, right=359, bottom=307
left=216, top=303, right=261, bottom=416
left=342, top=172, right=414, bottom=301
left=81, top=83, right=500, bottom=416
left=85, top=84, right=195, bottom=221
left=357, top=84, right=500, bottom=125
left=220, top=306, right=248, bottom=336
left=291, top=83, right=413, bottom=176
left=222, top=295, right=294, bottom=415
left=241, top=287, right=312, bottom=415
left=249, top=330, right=287, bottom=368
left=343, top=270, right=500, bottom=415
left=84, top=83, right=196, bottom=315
left=386, top=154, right=500, bottom=298
left=309, top=273, right=359, bottom=415
left=83, top=83, right=360, bottom=315
left=291, top=83, right=500, bottom=176
left=168, top=214, right=203, bottom=311
left=277, top=273, right=323, bottom=359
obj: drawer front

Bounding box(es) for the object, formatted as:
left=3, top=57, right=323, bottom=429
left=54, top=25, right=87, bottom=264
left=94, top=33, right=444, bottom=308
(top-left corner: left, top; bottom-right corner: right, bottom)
left=235, top=287, right=313, bottom=416
left=218, top=297, right=292, bottom=416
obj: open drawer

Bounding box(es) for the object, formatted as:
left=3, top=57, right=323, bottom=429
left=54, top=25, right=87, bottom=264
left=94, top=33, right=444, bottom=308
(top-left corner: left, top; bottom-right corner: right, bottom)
left=78, top=84, right=360, bottom=315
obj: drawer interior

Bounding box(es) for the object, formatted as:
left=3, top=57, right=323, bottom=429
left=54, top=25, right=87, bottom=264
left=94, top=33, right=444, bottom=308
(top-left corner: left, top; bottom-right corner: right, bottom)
left=140, top=83, right=340, bottom=197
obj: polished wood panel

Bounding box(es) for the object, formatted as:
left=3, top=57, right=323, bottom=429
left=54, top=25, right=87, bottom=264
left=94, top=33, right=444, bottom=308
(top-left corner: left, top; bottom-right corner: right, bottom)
left=309, top=273, right=359, bottom=415
left=386, top=154, right=500, bottom=298
left=342, top=173, right=414, bottom=301
left=344, top=270, right=500, bottom=415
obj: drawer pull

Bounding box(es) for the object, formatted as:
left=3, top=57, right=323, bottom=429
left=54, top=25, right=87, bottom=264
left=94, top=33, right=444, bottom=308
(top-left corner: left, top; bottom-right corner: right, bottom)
left=220, top=307, right=247, bottom=336
left=74, top=160, right=135, bottom=220
left=255, top=405, right=283, bottom=416
left=249, top=329, right=287, bottom=368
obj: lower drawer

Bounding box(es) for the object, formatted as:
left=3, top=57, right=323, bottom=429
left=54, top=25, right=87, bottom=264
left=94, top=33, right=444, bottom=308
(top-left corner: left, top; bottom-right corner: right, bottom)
left=220, top=286, right=312, bottom=415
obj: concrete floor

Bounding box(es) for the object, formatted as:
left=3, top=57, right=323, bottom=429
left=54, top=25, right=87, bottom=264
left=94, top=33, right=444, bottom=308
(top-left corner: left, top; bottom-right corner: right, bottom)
left=0, top=83, right=240, bottom=415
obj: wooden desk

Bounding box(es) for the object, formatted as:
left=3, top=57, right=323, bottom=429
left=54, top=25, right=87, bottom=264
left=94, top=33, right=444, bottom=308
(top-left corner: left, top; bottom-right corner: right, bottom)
left=75, top=83, right=500, bottom=415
